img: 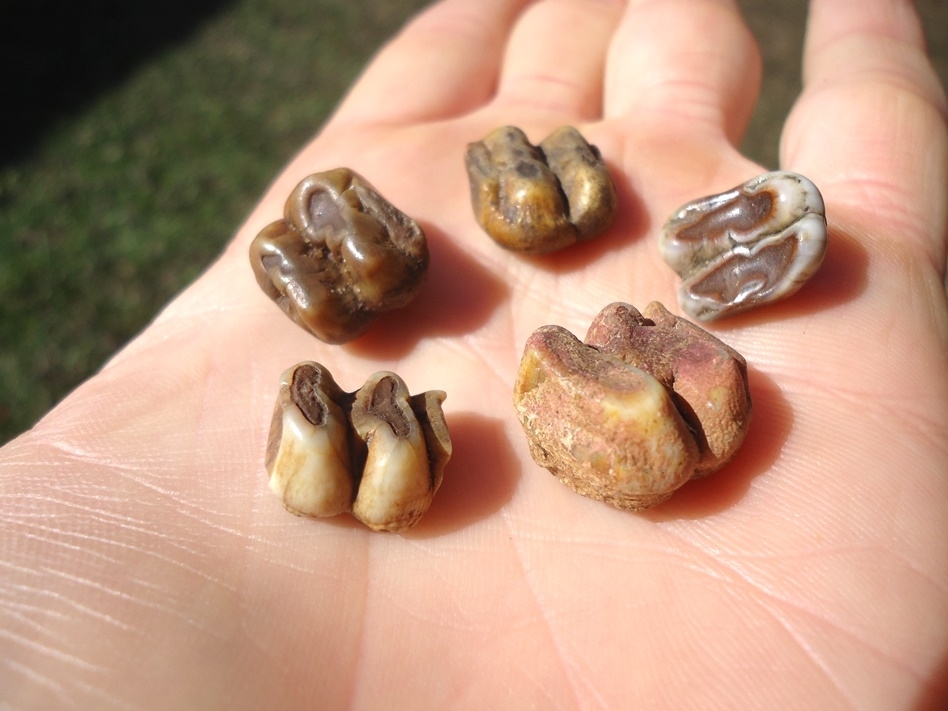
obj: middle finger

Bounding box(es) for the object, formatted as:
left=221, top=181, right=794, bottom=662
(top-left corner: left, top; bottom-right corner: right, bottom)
left=604, top=0, right=761, bottom=147
left=494, top=0, right=627, bottom=120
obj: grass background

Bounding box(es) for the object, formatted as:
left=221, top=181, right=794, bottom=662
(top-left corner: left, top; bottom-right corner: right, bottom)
left=1, top=0, right=946, bottom=445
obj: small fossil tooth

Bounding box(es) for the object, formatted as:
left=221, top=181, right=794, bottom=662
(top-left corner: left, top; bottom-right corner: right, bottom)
left=265, top=362, right=451, bottom=532
left=658, top=171, right=827, bottom=321
left=464, top=125, right=617, bottom=254
left=513, top=302, right=752, bottom=511
left=249, top=168, right=429, bottom=344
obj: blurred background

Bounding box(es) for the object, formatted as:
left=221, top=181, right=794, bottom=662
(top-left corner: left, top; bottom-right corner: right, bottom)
left=1, top=0, right=946, bottom=445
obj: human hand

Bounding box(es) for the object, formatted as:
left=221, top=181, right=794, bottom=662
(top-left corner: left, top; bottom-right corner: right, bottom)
left=2, top=0, right=946, bottom=708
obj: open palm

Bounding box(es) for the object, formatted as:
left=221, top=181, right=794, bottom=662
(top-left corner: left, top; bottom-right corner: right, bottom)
left=2, top=0, right=946, bottom=708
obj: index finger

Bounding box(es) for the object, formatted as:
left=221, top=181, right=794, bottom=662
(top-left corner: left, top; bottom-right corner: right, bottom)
left=332, top=0, right=532, bottom=125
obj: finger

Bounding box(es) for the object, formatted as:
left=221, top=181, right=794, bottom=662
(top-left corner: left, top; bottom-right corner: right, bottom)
left=783, top=0, right=948, bottom=265
left=333, top=0, right=533, bottom=125
left=604, top=0, right=761, bottom=146
left=493, top=0, right=626, bottom=120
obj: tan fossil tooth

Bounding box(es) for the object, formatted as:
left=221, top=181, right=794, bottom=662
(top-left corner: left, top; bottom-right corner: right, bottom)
left=514, top=322, right=700, bottom=511
left=513, top=302, right=752, bottom=511
left=465, top=125, right=616, bottom=254
left=349, top=373, right=444, bottom=533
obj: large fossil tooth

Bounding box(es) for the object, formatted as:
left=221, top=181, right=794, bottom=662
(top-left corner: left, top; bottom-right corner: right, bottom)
left=513, top=302, right=752, bottom=510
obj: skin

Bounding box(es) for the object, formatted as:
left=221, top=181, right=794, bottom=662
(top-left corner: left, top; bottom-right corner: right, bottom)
left=1, top=0, right=946, bottom=708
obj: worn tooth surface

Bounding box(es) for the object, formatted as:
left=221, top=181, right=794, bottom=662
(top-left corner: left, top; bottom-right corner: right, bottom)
left=659, top=171, right=827, bottom=321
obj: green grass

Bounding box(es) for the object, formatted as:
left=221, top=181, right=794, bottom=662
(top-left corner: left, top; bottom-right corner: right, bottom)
left=0, top=0, right=429, bottom=443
